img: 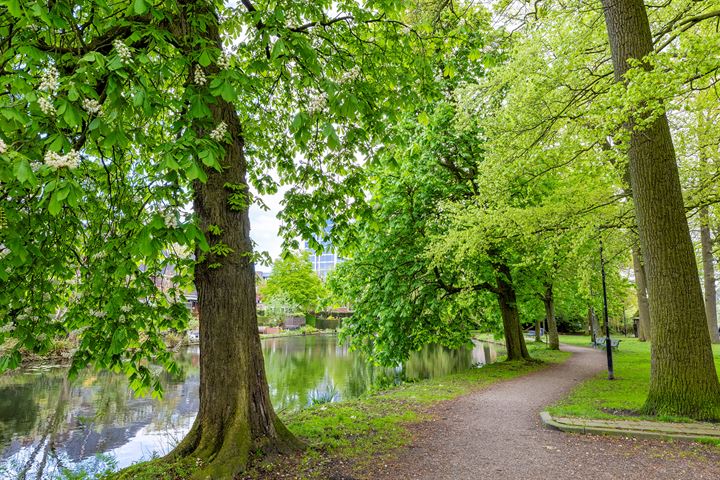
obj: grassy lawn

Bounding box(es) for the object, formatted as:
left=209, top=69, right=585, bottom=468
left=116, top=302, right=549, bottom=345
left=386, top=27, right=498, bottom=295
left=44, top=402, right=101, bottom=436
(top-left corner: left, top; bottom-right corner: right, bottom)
left=111, top=343, right=569, bottom=480
left=549, top=334, right=720, bottom=423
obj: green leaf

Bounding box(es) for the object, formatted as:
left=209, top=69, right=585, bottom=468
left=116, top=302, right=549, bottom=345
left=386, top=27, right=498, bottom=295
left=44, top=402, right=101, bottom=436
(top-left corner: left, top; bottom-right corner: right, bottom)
left=13, top=159, right=35, bottom=185
left=418, top=111, right=430, bottom=126
left=271, top=40, right=286, bottom=59
left=199, top=50, right=212, bottom=67
left=5, top=0, right=21, bottom=16
left=133, top=0, right=148, bottom=14
left=187, top=161, right=208, bottom=182
left=323, top=123, right=341, bottom=150
left=48, top=192, right=62, bottom=216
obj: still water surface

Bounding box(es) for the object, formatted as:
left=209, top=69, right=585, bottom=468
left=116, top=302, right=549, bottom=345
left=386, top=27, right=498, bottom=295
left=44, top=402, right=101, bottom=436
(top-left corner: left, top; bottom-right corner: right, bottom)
left=0, top=334, right=499, bottom=478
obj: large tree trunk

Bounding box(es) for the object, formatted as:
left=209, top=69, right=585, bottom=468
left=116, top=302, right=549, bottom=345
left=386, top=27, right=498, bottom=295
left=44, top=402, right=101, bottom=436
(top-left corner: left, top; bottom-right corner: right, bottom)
left=631, top=245, right=652, bottom=342
left=601, top=0, right=720, bottom=419
left=494, top=262, right=531, bottom=361
left=168, top=2, right=299, bottom=477
left=542, top=282, right=560, bottom=350
left=700, top=206, right=720, bottom=343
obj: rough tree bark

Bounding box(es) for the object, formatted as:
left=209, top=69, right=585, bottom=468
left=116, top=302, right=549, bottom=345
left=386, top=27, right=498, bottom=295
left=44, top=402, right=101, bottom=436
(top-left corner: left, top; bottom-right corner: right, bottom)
left=167, top=1, right=300, bottom=476
left=534, top=316, right=542, bottom=342
left=700, top=206, right=720, bottom=343
left=631, top=246, right=652, bottom=342
left=542, top=282, right=560, bottom=350
left=494, top=262, right=531, bottom=361
left=601, top=0, right=720, bottom=419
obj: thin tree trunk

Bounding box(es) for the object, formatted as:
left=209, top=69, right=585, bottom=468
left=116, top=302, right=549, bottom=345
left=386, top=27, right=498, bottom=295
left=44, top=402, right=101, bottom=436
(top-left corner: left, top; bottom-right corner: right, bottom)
left=589, top=306, right=599, bottom=342
left=601, top=0, right=720, bottom=419
left=534, top=316, right=542, bottom=342
left=543, top=282, right=559, bottom=350
left=167, top=2, right=300, bottom=476
left=700, top=206, right=719, bottom=343
left=494, top=262, right=531, bottom=361
left=631, top=245, right=651, bottom=342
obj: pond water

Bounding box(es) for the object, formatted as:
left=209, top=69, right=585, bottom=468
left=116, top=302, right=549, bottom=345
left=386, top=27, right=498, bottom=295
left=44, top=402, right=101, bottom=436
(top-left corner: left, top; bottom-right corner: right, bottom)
left=0, top=334, right=500, bottom=479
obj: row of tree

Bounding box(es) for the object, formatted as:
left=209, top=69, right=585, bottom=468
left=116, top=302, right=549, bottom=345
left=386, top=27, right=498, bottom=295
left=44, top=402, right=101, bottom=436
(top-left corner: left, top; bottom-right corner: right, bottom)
left=1, top=0, right=720, bottom=476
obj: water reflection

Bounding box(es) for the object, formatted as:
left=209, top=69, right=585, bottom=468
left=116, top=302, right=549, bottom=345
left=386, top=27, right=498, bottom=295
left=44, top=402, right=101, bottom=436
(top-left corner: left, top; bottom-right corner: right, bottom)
left=0, top=335, right=498, bottom=478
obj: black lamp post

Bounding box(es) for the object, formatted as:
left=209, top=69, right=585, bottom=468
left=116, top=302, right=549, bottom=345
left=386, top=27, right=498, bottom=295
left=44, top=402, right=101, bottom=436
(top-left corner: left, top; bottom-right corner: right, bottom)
left=600, top=240, right=615, bottom=380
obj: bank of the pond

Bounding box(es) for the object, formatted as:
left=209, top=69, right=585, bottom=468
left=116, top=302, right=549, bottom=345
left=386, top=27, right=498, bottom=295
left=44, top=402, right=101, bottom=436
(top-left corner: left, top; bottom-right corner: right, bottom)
left=548, top=335, right=720, bottom=426
left=111, top=343, right=569, bottom=480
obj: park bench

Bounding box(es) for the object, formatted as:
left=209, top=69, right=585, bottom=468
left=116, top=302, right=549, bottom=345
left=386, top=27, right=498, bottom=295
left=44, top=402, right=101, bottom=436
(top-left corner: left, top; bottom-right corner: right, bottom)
left=592, top=337, right=621, bottom=350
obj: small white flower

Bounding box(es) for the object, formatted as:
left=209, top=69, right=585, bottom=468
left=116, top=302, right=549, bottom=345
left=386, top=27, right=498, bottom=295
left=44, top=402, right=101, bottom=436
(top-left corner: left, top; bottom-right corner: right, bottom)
left=120, top=305, right=132, bottom=313
left=39, top=66, right=60, bottom=93
left=0, top=139, right=6, bottom=154
left=82, top=98, right=103, bottom=116
left=194, top=65, right=207, bottom=86
left=91, top=310, right=106, bottom=318
left=339, top=65, right=361, bottom=84
left=42, top=293, right=51, bottom=301
left=307, top=94, right=327, bottom=115
left=113, top=40, right=133, bottom=64
left=209, top=121, right=227, bottom=142
left=38, top=97, right=56, bottom=116
left=217, top=52, right=231, bottom=69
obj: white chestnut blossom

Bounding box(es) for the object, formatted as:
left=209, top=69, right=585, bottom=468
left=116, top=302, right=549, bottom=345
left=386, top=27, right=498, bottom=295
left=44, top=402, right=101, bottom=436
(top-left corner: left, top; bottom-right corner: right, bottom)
left=194, top=65, right=207, bottom=86
left=44, top=149, right=80, bottom=169
left=340, top=65, right=361, bottom=83
left=0, top=139, right=7, bottom=154
left=217, top=52, right=231, bottom=69
left=164, top=212, right=178, bottom=228
left=209, top=121, right=227, bottom=142
left=120, top=305, right=132, bottom=313
left=38, top=97, right=56, bottom=116
left=0, top=323, right=15, bottom=333
left=82, top=98, right=103, bottom=116
left=39, top=66, right=60, bottom=93
left=113, top=39, right=133, bottom=63
left=91, top=310, right=107, bottom=318
left=308, top=94, right=327, bottom=115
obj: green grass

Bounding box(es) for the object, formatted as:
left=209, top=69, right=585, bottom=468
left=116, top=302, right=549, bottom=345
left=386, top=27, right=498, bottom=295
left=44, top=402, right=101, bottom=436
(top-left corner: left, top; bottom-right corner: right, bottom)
left=549, top=335, right=720, bottom=423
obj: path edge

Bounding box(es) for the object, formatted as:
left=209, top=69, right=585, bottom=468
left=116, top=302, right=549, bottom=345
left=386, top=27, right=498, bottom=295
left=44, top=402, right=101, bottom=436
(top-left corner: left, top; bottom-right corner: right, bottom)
left=540, top=411, right=720, bottom=442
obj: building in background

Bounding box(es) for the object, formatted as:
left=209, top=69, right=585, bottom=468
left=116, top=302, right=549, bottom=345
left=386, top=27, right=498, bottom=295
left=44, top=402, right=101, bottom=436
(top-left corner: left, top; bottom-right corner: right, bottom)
left=305, top=221, right=343, bottom=279
left=307, top=249, right=343, bottom=279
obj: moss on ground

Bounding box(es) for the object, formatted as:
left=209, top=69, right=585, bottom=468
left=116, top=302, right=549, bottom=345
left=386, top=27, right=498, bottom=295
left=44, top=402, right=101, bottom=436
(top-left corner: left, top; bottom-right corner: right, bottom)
left=548, top=335, right=720, bottom=423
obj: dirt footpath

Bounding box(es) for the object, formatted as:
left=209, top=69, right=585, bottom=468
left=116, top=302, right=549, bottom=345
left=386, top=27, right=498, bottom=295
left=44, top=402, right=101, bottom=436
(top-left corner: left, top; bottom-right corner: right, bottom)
left=364, top=345, right=720, bottom=480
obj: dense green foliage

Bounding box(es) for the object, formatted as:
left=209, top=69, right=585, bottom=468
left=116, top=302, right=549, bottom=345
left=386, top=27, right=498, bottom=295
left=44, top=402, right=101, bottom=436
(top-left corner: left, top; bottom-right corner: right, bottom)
left=0, top=0, right=435, bottom=394
left=261, top=252, right=327, bottom=313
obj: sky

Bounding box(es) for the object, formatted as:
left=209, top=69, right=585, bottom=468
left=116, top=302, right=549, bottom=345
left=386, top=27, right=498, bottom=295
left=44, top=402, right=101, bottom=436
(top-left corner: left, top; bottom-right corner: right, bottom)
left=249, top=188, right=286, bottom=270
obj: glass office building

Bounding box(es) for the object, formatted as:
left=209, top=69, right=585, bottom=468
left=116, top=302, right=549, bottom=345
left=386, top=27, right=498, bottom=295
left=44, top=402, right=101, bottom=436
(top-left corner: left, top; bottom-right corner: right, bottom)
left=307, top=250, right=343, bottom=279
left=305, top=222, right=343, bottom=279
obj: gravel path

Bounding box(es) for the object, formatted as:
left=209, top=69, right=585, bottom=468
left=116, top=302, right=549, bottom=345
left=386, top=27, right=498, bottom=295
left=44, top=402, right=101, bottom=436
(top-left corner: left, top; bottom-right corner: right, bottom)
left=366, top=345, right=720, bottom=480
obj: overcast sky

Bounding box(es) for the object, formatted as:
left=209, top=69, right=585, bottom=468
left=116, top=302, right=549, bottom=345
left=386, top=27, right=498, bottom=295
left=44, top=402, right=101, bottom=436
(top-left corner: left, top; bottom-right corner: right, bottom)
left=249, top=189, right=286, bottom=271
